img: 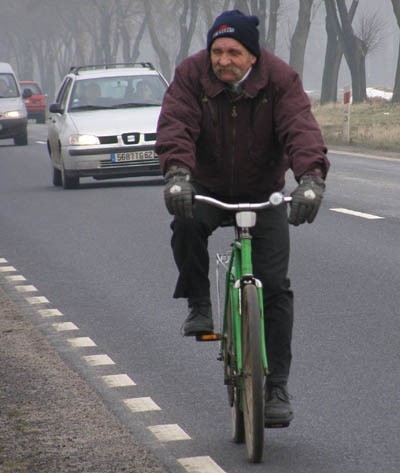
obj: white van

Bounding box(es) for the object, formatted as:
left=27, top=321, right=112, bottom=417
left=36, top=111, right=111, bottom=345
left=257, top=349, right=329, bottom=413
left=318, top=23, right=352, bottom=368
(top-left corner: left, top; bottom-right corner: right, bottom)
left=0, top=62, right=30, bottom=145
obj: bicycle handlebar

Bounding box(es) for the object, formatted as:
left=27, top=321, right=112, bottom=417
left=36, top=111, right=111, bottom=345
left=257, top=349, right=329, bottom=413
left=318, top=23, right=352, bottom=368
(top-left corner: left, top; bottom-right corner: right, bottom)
left=195, top=192, right=292, bottom=211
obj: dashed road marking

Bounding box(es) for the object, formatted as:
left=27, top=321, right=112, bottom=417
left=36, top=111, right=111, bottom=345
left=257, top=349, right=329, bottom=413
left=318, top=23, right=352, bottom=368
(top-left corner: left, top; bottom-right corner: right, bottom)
left=83, top=354, right=115, bottom=366
left=68, top=337, right=97, bottom=347
left=52, top=321, right=79, bottom=331
left=148, top=424, right=191, bottom=442
left=15, top=284, right=38, bottom=293
left=0, top=258, right=8, bottom=263
left=26, top=295, right=49, bottom=304
left=6, top=275, right=26, bottom=282
left=123, top=397, right=161, bottom=413
left=0, top=266, right=17, bottom=272
left=330, top=208, right=384, bottom=219
left=38, top=308, right=63, bottom=317
left=178, top=456, right=227, bottom=473
left=101, top=374, right=136, bottom=387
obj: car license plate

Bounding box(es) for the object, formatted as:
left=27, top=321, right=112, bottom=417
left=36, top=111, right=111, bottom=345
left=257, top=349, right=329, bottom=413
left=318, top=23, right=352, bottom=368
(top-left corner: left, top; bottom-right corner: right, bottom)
left=111, top=150, right=155, bottom=162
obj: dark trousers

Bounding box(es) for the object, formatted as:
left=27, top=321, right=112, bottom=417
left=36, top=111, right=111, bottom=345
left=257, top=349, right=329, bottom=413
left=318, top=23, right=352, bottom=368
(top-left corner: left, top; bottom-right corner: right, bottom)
left=170, top=187, right=294, bottom=383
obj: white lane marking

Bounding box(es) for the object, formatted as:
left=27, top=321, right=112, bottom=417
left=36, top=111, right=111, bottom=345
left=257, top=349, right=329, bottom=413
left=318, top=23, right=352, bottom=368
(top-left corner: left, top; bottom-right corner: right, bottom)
left=0, top=258, right=8, bottom=263
left=0, top=266, right=17, bottom=272
left=68, top=337, right=97, bottom=347
left=36, top=140, right=47, bottom=144
left=101, top=374, right=136, bottom=387
left=83, top=354, right=115, bottom=366
left=38, top=308, right=63, bottom=317
left=123, top=397, right=161, bottom=413
left=52, top=321, right=79, bottom=331
left=26, top=295, right=49, bottom=304
left=330, top=208, right=384, bottom=219
left=329, top=149, right=400, bottom=162
left=5, top=275, right=26, bottom=282
left=178, top=456, right=227, bottom=473
left=148, top=424, right=191, bottom=442
left=15, top=285, right=38, bottom=293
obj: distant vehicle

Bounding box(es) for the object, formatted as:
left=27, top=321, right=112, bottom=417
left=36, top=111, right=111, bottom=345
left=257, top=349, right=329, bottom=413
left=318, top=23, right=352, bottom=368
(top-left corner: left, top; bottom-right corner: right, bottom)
left=20, top=80, right=47, bottom=124
left=0, top=62, right=30, bottom=146
left=47, top=63, right=168, bottom=189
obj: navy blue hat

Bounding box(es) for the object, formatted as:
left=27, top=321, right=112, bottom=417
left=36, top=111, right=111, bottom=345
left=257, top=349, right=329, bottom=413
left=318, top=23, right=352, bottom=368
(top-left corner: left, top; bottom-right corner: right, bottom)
left=207, top=10, right=260, bottom=57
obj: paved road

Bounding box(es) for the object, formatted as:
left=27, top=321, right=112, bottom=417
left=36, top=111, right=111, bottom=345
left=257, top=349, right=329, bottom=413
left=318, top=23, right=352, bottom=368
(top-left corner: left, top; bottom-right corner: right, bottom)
left=1, top=124, right=399, bottom=472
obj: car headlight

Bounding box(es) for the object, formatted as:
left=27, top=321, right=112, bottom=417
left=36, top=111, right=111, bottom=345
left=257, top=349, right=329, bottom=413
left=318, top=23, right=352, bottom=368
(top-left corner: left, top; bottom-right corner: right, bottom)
left=4, top=110, right=26, bottom=119
left=69, top=134, right=100, bottom=145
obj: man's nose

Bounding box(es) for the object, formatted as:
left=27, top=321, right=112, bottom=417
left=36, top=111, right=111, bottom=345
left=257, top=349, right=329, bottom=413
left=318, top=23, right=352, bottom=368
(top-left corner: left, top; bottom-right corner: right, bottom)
left=218, top=54, right=231, bottom=66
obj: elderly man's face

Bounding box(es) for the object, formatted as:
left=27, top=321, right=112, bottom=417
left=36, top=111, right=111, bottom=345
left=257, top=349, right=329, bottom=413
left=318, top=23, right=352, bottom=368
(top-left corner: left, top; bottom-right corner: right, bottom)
left=210, top=37, right=257, bottom=84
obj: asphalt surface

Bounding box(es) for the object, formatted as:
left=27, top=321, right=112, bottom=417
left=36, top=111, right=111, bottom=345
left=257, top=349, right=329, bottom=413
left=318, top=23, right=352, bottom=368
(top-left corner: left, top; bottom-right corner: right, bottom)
left=0, top=285, right=169, bottom=473
left=1, top=139, right=400, bottom=473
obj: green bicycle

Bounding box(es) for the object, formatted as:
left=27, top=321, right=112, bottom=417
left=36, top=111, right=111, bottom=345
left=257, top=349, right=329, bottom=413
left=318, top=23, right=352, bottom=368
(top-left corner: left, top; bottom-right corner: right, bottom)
left=195, top=192, right=292, bottom=463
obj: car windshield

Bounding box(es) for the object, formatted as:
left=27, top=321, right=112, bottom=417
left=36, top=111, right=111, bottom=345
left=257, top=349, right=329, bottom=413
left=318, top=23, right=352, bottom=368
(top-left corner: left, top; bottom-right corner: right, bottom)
left=0, top=74, right=19, bottom=98
left=68, top=74, right=167, bottom=112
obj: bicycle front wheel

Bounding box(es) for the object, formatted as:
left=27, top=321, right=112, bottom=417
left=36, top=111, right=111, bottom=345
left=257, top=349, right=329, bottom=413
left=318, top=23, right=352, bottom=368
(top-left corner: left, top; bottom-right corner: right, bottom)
left=241, top=283, right=265, bottom=463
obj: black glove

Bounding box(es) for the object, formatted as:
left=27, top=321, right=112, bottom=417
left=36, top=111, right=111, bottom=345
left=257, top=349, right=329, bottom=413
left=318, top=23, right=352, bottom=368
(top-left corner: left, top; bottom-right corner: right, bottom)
left=164, top=167, right=194, bottom=219
left=288, top=175, right=325, bottom=226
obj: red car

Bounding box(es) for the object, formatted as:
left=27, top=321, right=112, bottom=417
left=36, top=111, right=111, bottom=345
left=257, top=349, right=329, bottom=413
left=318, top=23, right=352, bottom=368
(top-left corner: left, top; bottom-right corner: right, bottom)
left=19, top=80, right=47, bottom=124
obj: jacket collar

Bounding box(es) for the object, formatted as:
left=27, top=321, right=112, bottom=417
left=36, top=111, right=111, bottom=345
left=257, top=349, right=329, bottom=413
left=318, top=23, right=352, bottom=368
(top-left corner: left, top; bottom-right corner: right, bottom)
left=199, top=49, right=270, bottom=99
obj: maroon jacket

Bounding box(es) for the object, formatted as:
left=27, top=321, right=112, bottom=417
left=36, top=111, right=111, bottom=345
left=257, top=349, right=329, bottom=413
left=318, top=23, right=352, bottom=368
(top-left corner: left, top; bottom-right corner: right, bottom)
left=156, top=48, right=329, bottom=201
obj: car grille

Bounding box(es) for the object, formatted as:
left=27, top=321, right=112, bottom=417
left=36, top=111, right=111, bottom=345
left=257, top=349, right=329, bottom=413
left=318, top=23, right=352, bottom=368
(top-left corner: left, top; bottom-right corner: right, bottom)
left=99, top=136, right=118, bottom=144
left=97, top=133, right=157, bottom=145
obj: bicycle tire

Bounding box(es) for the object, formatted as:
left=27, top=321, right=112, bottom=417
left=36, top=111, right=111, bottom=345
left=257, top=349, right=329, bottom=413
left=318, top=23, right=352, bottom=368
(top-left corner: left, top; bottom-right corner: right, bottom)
left=241, top=283, right=265, bottom=463
left=224, top=296, right=245, bottom=443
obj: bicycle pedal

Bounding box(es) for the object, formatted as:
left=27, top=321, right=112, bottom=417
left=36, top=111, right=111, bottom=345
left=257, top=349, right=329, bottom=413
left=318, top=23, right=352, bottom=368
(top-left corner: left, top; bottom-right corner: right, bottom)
left=195, top=333, right=222, bottom=342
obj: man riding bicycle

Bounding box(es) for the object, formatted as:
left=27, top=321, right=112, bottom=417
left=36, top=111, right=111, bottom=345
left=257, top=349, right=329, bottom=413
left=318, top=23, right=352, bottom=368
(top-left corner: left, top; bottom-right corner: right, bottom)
left=155, top=10, right=330, bottom=428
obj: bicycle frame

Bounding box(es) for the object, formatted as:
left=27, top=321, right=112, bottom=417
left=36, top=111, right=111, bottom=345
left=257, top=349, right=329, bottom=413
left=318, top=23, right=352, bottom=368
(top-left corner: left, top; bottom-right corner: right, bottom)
left=195, top=192, right=291, bottom=372
left=222, top=218, right=268, bottom=376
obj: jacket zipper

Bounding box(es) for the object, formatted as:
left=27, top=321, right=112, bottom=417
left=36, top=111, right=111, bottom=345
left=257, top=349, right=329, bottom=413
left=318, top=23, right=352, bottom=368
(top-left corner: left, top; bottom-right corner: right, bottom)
left=230, top=104, right=237, bottom=199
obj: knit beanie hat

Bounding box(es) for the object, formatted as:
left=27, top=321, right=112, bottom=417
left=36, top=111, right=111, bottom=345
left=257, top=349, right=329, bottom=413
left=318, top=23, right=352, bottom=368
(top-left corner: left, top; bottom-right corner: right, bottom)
left=207, top=10, right=260, bottom=58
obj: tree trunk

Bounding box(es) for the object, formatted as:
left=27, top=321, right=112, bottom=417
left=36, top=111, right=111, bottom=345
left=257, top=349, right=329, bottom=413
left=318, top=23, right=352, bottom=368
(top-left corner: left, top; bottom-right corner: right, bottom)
left=320, top=11, right=343, bottom=104
left=391, top=0, right=400, bottom=102
left=175, top=0, right=199, bottom=66
left=266, top=0, right=280, bottom=53
left=320, top=0, right=358, bottom=104
left=289, top=0, right=314, bottom=79
left=143, top=1, right=172, bottom=81
left=335, top=0, right=367, bottom=103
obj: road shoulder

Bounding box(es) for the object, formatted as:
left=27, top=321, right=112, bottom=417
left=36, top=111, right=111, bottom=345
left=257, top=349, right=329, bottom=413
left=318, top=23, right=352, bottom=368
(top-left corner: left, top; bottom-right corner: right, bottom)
left=0, top=286, right=168, bottom=473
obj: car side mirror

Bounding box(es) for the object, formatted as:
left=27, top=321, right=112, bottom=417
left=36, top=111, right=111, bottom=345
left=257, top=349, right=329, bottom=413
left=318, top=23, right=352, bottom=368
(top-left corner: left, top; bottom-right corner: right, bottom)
left=49, top=103, right=63, bottom=114
left=22, top=88, right=32, bottom=99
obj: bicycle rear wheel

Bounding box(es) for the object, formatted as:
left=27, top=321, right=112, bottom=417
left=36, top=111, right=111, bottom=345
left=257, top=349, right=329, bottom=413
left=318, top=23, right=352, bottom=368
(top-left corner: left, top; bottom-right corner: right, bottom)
left=224, top=296, right=244, bottom=443
left=241, top=283, right=264, bottom=463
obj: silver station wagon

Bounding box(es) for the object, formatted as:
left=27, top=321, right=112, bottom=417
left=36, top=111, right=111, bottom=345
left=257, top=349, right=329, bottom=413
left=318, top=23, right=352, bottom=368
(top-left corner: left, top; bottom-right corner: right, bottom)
left=47, top=63, right=168, bottom=189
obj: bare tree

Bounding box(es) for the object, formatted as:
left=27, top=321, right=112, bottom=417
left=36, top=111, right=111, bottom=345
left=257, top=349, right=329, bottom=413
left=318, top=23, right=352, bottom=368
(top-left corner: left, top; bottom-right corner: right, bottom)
left=335, top=0, right=367, bottom=103
left=391, top=0, right=400, bottom=102
left=175, top=0, right=200, bottom=65
left=320, top=0, right=358, bottom=104
left=289, top=0, right=315, bottom=80
left=266, top=0, right=281, bottom=53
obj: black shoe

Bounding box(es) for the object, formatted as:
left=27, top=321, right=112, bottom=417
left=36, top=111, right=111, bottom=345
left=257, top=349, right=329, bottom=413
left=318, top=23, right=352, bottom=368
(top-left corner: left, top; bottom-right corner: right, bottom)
left=182, top=297, right=214, bottom=337
left=264, top=383, right=294, bottom=428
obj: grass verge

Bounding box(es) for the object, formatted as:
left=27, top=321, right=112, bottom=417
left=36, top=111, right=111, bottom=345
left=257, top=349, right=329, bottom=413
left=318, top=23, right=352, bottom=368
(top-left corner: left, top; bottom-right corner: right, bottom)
left=312, top=101, right=400, bottom=153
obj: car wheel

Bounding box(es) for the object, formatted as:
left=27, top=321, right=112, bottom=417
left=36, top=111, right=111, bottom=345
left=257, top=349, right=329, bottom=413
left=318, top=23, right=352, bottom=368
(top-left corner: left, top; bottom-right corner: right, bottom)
left=61, top=161, right=79, bottom=189
left=14, top=129, right=28, bottom=146
left=53, top=167, right=62, bottom=187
